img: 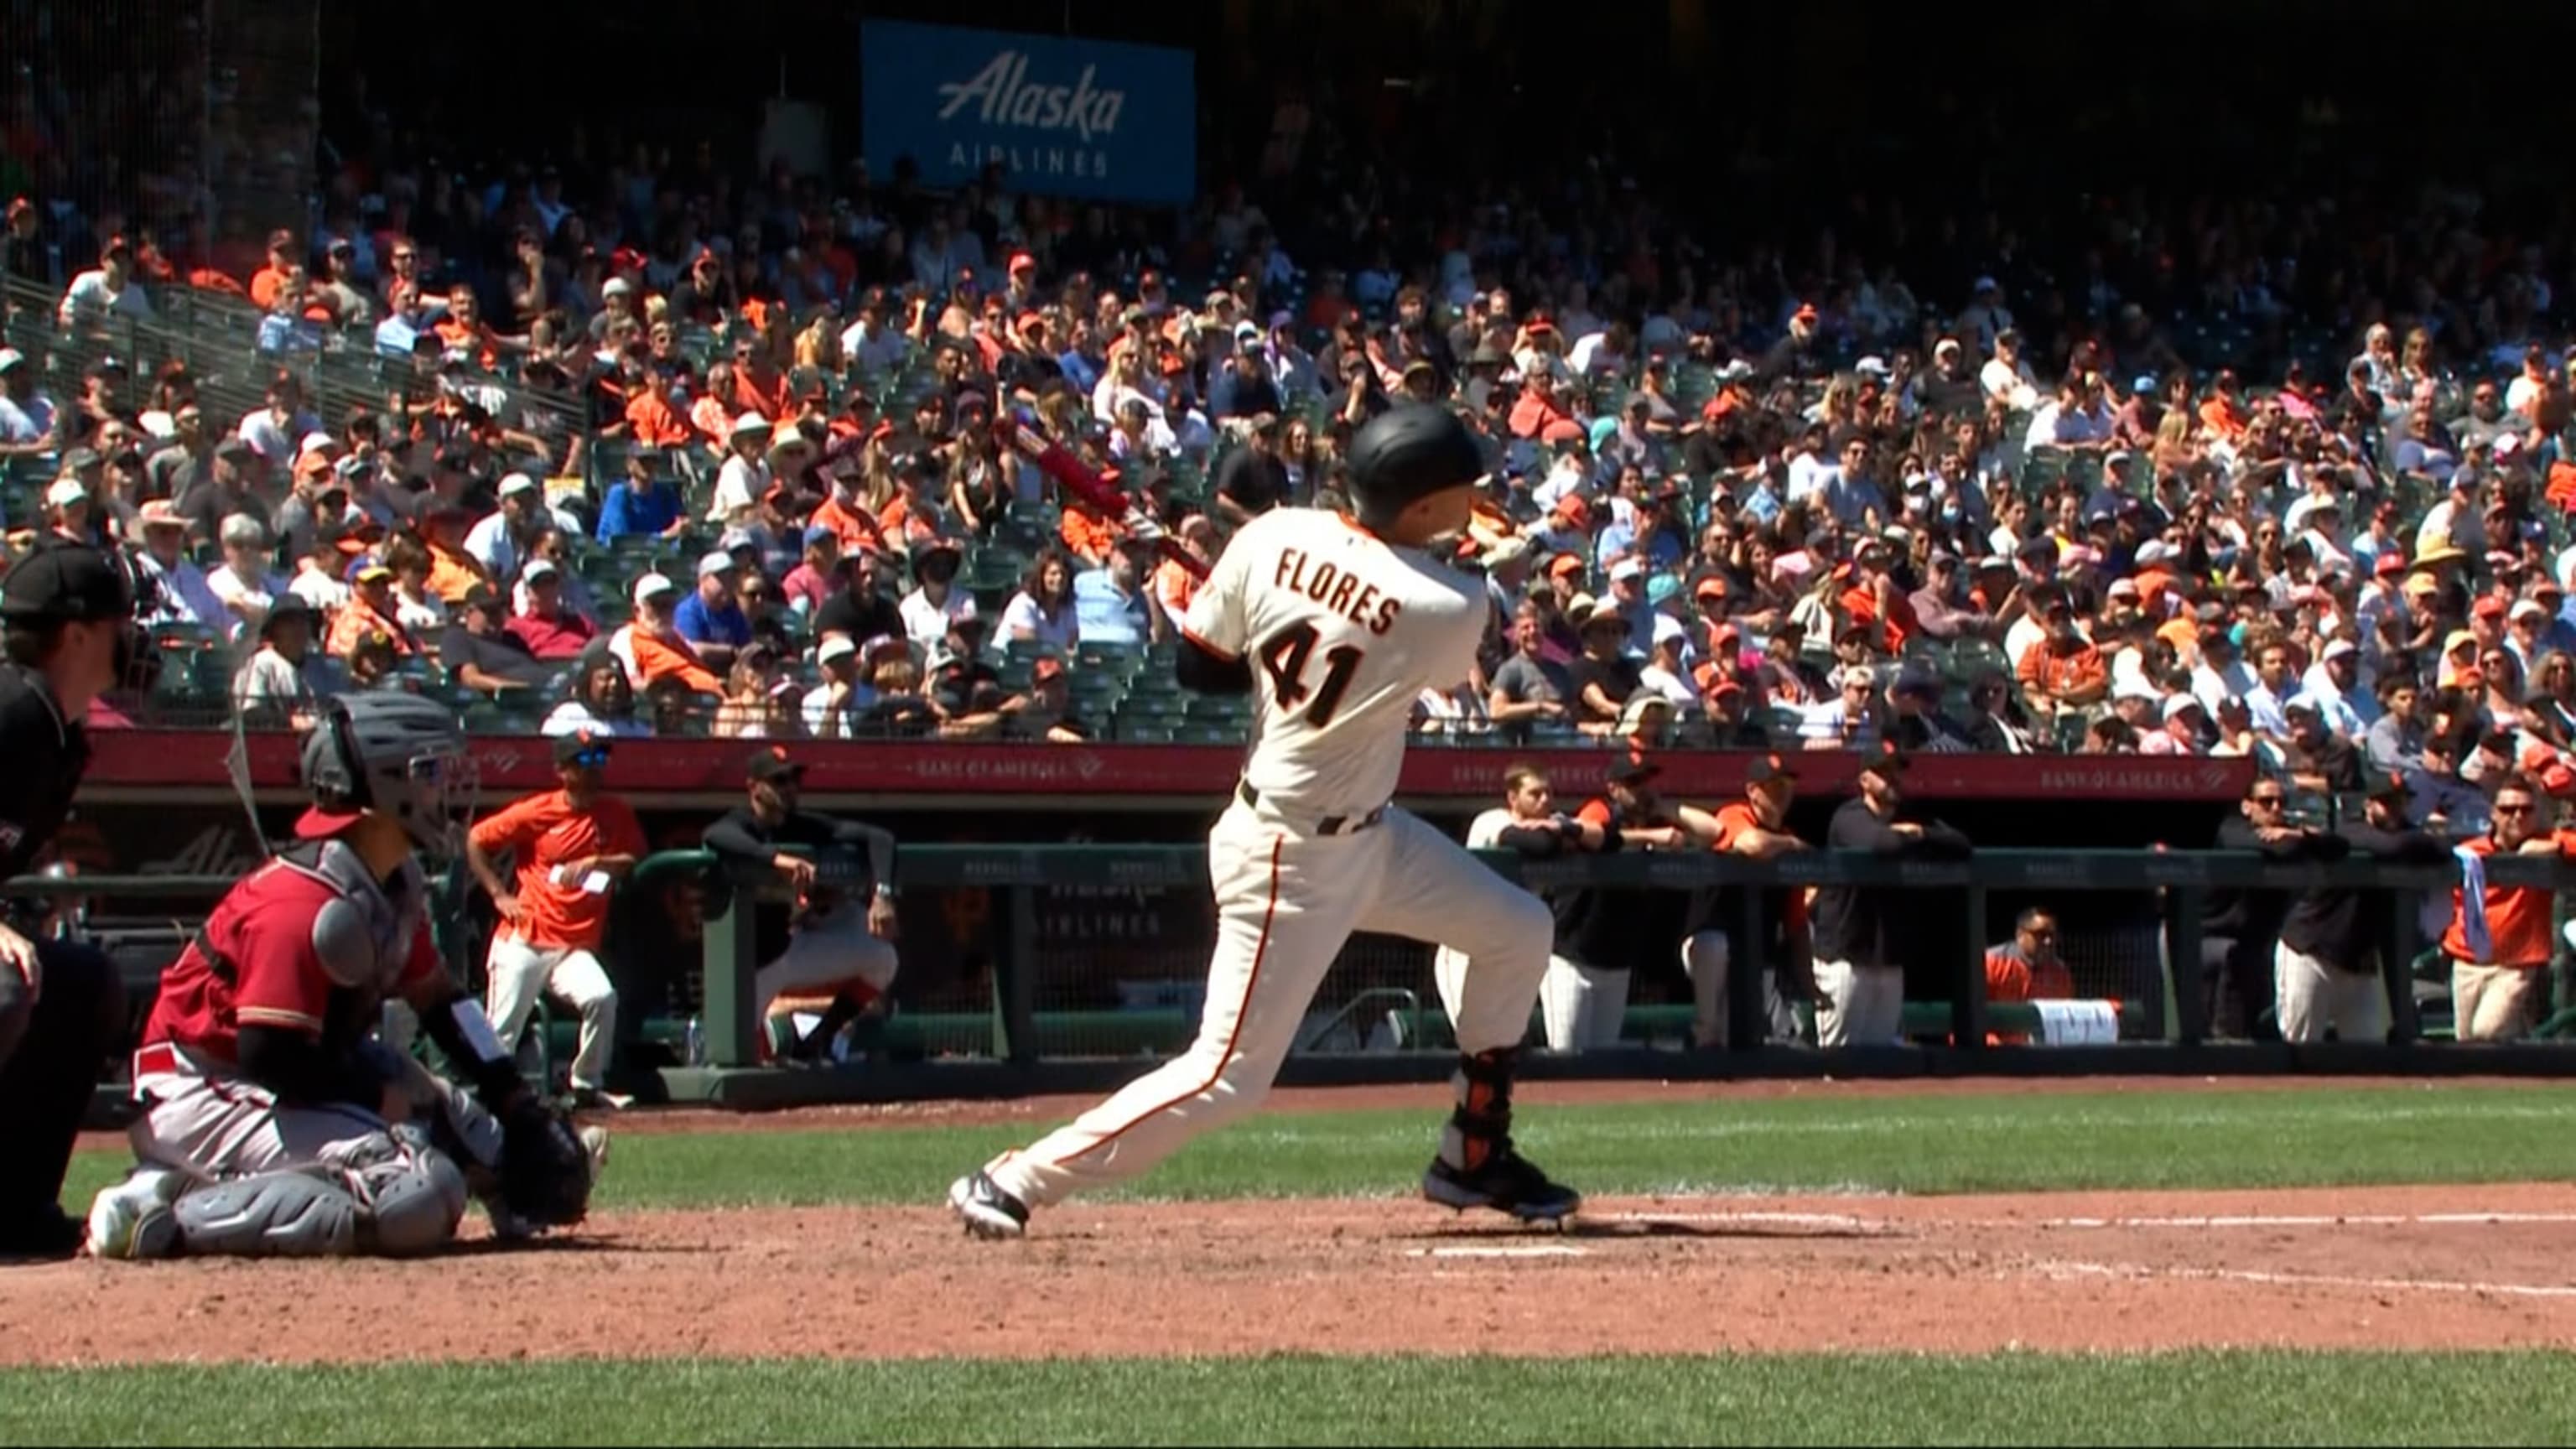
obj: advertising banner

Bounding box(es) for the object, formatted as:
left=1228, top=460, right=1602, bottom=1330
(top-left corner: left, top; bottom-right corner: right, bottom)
left=860, top=19, right=1196, bottom=205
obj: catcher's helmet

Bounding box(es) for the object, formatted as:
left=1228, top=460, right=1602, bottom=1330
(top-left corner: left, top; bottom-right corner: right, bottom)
left=1345, top=405, right=1484, bottom=532
left=295, top=692, right=473, bottom=854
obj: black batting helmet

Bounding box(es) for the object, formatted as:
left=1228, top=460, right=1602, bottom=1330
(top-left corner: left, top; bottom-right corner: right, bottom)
left=1345, top=405, right=1484, bottom=531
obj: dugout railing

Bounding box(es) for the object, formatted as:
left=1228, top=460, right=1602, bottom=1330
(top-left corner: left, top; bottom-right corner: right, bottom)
left=23, top=845, right=2576, bottom=1113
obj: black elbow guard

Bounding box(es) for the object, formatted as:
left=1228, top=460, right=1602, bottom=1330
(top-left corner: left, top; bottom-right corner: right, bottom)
left=1175, top=636, right=1255, bottom=696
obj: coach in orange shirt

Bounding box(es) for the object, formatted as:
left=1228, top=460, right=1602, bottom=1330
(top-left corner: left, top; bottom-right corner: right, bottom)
left=1983, top=906, right=2075, bottom=1045
left=465, top=729, right=649, bottom=1107
left=2441, top=772, right=2576, bottom=1041
left=1680, top=754, right=1811, bottom=1048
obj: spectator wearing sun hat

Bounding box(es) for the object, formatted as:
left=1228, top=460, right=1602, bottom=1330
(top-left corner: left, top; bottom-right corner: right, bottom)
left=709, top=412, right=775, bottom=524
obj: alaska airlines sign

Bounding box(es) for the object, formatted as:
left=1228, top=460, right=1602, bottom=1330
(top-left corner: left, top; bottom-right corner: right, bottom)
left=861, top=20, right=1196, bottom=205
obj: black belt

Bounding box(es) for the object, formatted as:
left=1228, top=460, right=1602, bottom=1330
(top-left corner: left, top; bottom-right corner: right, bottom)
left=1238, top=782, right=1385, bottom=837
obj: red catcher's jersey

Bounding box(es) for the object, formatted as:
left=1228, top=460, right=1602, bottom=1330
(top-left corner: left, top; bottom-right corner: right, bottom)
left=143, top=846, right=442, bottom=1067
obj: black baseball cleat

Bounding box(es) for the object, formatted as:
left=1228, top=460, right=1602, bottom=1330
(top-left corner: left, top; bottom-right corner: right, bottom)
left=948, top=1171, right=1029, bottom=1240
left=1423, top=1148, right=1582, bottom=1226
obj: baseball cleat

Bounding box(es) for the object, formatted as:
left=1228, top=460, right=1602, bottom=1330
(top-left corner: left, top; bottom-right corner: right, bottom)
left=85, top=1167, right=184, bottom=1261
left=1422, top=1149, right=1582, bottom=1227
left=948, top=1171, right=1028, bottom=1240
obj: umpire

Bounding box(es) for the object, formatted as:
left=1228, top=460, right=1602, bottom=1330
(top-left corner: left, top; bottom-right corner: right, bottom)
left=0, top=543, right=146, bottom=1259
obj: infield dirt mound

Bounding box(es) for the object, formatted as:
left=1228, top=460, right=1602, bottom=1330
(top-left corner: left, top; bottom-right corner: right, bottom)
left=8, top=1183, right=2574, bottom=1365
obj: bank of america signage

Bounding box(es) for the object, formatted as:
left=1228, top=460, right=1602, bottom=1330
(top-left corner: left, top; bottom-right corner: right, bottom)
left=862, top=20, right=1196, bottom=205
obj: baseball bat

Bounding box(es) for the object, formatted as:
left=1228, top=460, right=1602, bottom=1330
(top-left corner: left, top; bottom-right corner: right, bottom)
left=995, top=412, right=1211, bottom=582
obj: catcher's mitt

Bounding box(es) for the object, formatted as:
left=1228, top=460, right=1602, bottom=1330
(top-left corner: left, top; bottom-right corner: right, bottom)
left=496, top=1093, right=595, bottom=1229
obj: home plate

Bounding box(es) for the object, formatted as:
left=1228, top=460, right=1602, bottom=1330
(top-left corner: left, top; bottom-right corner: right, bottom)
left=1405, top=1245, right=1591, bottom=1259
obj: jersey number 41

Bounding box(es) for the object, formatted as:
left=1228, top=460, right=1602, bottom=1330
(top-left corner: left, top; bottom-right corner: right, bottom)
left=1258, top=621, right=1365, bottom=729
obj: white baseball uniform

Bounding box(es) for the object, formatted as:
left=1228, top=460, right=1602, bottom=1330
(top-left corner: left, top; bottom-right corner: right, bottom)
left=984, top=508, right=1553, bottom=1210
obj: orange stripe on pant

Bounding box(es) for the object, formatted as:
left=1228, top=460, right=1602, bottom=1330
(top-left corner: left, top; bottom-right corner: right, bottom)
left=1061, top=836, right=1284, bottom=1165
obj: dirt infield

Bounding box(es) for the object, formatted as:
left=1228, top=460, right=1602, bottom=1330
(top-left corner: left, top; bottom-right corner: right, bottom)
left=8, top=1182, right=2576, bottom=1364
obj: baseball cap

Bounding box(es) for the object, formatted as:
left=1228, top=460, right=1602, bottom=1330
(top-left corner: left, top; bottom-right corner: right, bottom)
left=345, top=556, right=393, bottom=584
left=1857, top=737, right=1909, bottom=777
left=1608, top=749, right=1663, bottom=785
left=1609, top=557, right=1645, bottom=584
left=498, top=472, right=540, bottom=499
left=802, top=524, right=839, bottom=549
left=523, top=558, right=561, bottom=583
left=460, top=583, right=501, bottom=612
left=745, top=745, right=804, bottom=783
left=817, top=635, right=860, bottom=665
left=2323, top=638, right=2357, bottom=661
left=2365, top=769, right=2412, bottom=802
left=631, top=572, right=678, bottom=605
left=2474, top=595, right=2507, bottom=620
left=0, top=543, right=132, bottom=623
left=2161, top=694, right=2204, bottom=723
left=2512, top=599, right=2549, bottom=621
left=696, top=549, right=739, bottom=579
left=44, top=477, right=88, bottom=509
left=553, top=730, right=613, bottom=766
left=1031, top=654, right=1067, bottom=683
left=1745, top=752, right=1798, bottom=787
left=0, top=347, right=22, bottom=373
left=2374, top=552, right=2407, bottom=577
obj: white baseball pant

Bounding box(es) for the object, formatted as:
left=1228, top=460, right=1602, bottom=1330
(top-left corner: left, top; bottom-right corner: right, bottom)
left=1537, top=957, right=1628, bottom=1052
left=2449, top=960, right=2546, bottom=1041
left=986, top=799, right=1551, bottom=1210
left=130, top=1053, right=394, bottom=1183
left=755, top=899, right=901, bottom=1017
left=484, top=934, right=621, bottom=1091
left=1679, top=930, right=1804, bottom=1048
left=1810, top=958, right=1906, bottom=1047
left=2271, top=942, right=2389, bottom=1045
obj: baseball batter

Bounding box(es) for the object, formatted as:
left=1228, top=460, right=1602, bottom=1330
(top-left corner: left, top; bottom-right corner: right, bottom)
left=950, top=406, right=1578, bottom=1236
left=84, top=693, right=600, bottom=1259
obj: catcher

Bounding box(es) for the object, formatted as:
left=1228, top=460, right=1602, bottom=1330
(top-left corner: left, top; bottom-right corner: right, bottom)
left=85, top=693, right=602, bottom=1259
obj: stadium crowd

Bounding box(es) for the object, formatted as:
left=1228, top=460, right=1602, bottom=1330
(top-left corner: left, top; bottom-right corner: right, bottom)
left=7, top=128, right=2576, bottom=820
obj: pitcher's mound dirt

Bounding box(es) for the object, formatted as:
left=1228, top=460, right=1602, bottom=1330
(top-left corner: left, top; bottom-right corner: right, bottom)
left=8, top=1183, right=2574, bottom=1366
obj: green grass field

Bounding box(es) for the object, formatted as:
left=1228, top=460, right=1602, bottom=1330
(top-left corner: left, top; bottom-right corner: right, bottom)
left=60, top=1082, right=2576, bottom=1213
left=11, top=1352, right=2576, bottom=1446
left=22, top=1083, right=2576, bottom=1445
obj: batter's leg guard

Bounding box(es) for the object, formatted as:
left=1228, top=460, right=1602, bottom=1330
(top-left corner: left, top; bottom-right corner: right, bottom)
left=1422, top=1047, right=1581, bottom=1223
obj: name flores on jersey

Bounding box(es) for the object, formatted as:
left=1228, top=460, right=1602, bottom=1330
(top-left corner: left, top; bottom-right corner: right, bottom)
left=1274, top=547, right=1404, bottom=636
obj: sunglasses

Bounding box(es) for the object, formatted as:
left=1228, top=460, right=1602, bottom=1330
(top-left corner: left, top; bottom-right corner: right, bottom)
left=564, top=748, right=611, bottom=771
left=2496, top=802, right=2536, bottom=817
left=2250, top=794, right=2288, bottom=807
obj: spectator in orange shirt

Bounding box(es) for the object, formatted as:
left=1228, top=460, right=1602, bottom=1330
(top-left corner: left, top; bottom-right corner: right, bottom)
left=325, top=557, right=418, bottom=658
left=1058, top=490, right=1126, bottom=569
left=1681, top=755, right=1812, bottom=1048
left=1154, top=513, right=1216, bottom=620
left=247, top=229, right=299, bottom=311
left=1983, top=907, right=2075, bottom=1045
left=464, top=730, right=648, bottom=1108
left=808, top=470, right=891, bottom=558
left=418, top=508, right=492, bottom=605
left=610, top=572, right=724, bottom=697
left=623, top=374, right=695, bottom=449
left=2441, top=773, right=2576, bottom=1041
left=2016, top=592, right=2110, bottom=711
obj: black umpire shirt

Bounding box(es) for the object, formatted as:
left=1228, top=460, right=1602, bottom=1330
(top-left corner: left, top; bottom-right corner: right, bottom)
left=2277, top=822, right=2449, bottom=970
left=0, top=665, right=89, bottom=897
left=701, top=807, right=896, bottom=967
left=1808, top=797, right=1973, bottom=969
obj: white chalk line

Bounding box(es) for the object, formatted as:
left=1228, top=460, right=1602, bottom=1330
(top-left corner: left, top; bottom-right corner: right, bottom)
left=1604, top=1209, right=2576, bottom=1232
left=1404, top=1245, right=1590, bottom=1259
left=2033, top=1259, right=2576, bottom=1300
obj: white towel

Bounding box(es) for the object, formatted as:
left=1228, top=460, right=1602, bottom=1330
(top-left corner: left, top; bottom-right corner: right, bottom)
left=2454, top=844, right=2493, bottom=964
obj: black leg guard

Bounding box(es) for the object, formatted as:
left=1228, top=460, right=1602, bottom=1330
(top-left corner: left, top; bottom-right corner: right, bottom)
left=1438, top=1046, right=1519, bottom=1173
left=1425, top=1046, right=1580, bottom=1223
